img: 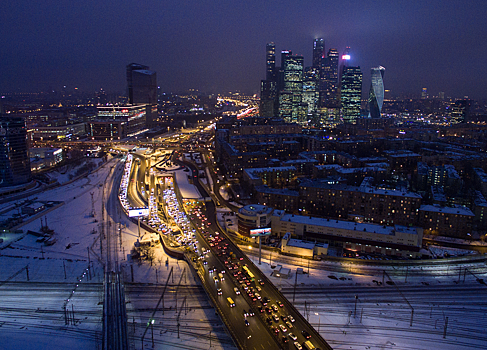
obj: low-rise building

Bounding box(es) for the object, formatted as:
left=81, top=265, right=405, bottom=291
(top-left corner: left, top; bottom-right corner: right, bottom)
left=272, top=210, right=423, bottom=258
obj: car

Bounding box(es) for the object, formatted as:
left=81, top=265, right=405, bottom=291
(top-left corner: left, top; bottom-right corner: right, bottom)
left=288, top=315, right=295, bottom=323
left=257, top=306, right=264, bottom=313
left=271, top=326, right=279, bottom=334
left=265, top=307, right=272, bottom=314
left=256, top=286, right=262, bottom=292
left=248, top=309, right=255, bottom=316
left=266, top=317, right=273, bottom=325
left=281, top=315, right=288, bottom=322
left=243, top=310, right=249, bottom=317
left=273, top=314, right=280, bottom=322
left=288, top=333, right=298, bottom=341
left=217, top=288, right=222, bottom=295
left=234, top=287, right=240, bottom=295
left=282, top=336, right=289, bottom=344
left=286, top=321, right=293, bottom=329
left=301, top=330, right=311, bottom=339
left=279, top=324, right=287, bottom=332
left=276, top=300, right=284, bottom=307
left=258, top=279, right=264, bottom=285
left=213, top=276, right=219, bottom=282
left=244, top=319, right=250, bottom=327
left=271, top=304, right=278, bottom=312
left=255, top=293, right=261, bottom=300
left=203, top=260, right=208, bottom=265
left=293, top=341, right=302, bottom=350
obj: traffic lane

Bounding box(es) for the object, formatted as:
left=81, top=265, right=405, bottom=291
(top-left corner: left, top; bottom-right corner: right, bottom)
left=215, top=242, right=311, bottom=347
left=199, top=253, right=279, bottom=350
left=239, top=260, right=315, bottom=347
left=192, top=231, right=280, bottom=349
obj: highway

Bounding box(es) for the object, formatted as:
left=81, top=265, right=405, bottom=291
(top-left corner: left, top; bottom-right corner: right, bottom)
left=174, top=155, right=333, bottom=349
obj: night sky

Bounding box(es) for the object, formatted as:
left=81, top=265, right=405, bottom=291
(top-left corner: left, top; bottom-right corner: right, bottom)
left=1, top=0, right=487, bottom=99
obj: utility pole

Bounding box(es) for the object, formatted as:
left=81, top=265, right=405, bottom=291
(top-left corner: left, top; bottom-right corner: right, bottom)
left=90, top=192, right=96, bottom=217
left=258, top=235, right=261, bottom=265
left=354, top=295, right=358, bottom=317
left=443, top=316, right=449, bottom=338
left=292, top=269, right=298, bottom=303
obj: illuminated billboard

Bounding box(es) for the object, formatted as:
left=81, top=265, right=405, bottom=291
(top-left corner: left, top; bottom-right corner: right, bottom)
left=342, top=54, right=351, bottom=60
left=128, top=208, right=149, bottom=217
left=250, top=228, right=271, bottom=236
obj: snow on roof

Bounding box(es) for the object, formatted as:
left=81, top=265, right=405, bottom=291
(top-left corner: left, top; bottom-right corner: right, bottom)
left=287, top=239, right=316, bottom=249
left=239, top=204, right=273, bottom=216
left=419, top=204, right=475, bottom=216
left=280, top=213, right=405, bottom=236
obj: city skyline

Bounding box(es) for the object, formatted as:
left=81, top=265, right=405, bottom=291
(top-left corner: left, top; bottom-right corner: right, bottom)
left=1, top=0, right=487, bottom=99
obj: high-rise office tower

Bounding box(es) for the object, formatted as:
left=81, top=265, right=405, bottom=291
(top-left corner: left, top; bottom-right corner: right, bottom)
left=278, top=91, right=293, bottom=122
left=313, top=38, right=325, bottom=69
left=266, top=42, right=276, bottom=81
left=340, top=66, right=363, bottom=123
left=260, top=80, right=277, bottom=117
left=283, top=55, right=304, bottom=94
left=0, top=116, right=31, bottom=187
left=277, top=50, right=292, bottom=92
left=450, top=99, right=471, bottom=124
left=368, top=66, right=386, bottom=118
left=320, top=48, right=339, bottom=107
left=302, top=67, right=320, bottom=116
left=126, top=63, right=157, bottom=128
left=283, top=55, right=304, bottom=123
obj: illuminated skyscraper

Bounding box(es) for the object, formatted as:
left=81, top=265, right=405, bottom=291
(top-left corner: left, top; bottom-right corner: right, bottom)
left=126, top=63, right=157, bottom=127
left=302, top=67, right=319, bottom=116
left=368, top=66, right=386, bottom=118
left=0, top=116, right=31, bottom=187
left=313, top=38, right=325, bottom=69
left=320, top=48, right=339, bottom=107
left=283, top=55, right=304, bottom=122
left=266, top=42, right=276, bottom=81
left=340, top=66, right=363, bottom=123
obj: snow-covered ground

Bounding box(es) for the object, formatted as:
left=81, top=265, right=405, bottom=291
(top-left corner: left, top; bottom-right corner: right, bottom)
left=1, top=153, right=486, bottom=350
left=174, top=168, right=202, bottom=199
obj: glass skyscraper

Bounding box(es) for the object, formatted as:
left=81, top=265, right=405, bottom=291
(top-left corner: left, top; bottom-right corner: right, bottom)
left=368, top=66, right=386, bottom=118
left=0, top=116, right=31, bottom=187
left=266, top=42, right=276, bottom=81
left=313, top=38, right=325, bottom=69
left=320, top=48, right=339, bottom=108
left=340, top=66, right=363, bottom=123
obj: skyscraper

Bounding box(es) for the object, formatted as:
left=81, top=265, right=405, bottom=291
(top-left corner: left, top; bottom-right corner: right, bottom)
left=302, top=67, right=319, bottom=116
left=283, top=55, right=304, bottom=123
left=266, top=42, right=276, bottom=81
left=320, top=48, right=339, bottom=107
left=261, top=43, right=278, bottom=117
left=126, top=63, right=157, bottom=127
left=368, top=66, right=386, bottom=118
left=260, top=79, right=277, bottom=117
left=0, top=116, right=31, bottom=187
left=313, top=38, right=325, bottom=69
left=340, top=66, right=363, bottom=123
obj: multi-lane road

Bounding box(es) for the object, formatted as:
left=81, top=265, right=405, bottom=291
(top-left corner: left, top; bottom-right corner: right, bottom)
left=173, top=155, right=333, bottom=350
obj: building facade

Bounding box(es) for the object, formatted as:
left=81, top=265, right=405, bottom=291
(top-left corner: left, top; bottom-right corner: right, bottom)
left=368, top=66, right=386, bottom=118
left=340, top=66, right=363, bottom=123
left=0, top=116, right=32, bottom=187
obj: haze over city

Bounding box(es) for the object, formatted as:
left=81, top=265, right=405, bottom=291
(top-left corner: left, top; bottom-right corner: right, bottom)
left=2, top=0, right=487, bottom=98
